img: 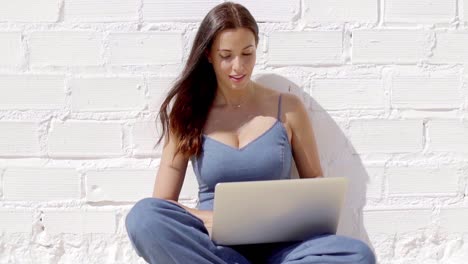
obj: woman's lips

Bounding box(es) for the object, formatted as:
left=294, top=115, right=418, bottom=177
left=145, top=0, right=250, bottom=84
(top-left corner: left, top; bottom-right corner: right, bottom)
left=229, top=75, right=245, bottom=82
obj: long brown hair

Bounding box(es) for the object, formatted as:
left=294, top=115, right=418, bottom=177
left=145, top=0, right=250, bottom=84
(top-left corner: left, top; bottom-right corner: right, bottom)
left=157, top=2, right=259, bottom=158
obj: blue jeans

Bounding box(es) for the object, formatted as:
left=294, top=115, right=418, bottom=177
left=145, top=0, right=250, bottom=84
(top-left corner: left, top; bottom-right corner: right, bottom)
left=125, top=197, right=376, bottom=264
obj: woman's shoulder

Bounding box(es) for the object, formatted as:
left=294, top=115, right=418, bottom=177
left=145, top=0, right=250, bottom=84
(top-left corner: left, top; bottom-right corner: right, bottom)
left=255, top=83, right=305, bottom=113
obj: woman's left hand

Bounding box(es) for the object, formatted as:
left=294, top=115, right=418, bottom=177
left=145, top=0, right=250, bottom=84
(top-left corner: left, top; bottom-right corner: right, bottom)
left=168, top=200, right=214, bottom=236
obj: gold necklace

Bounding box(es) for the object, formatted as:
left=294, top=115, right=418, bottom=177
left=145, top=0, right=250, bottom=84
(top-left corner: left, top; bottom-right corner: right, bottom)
left=231, top=82, right=255, bottom=109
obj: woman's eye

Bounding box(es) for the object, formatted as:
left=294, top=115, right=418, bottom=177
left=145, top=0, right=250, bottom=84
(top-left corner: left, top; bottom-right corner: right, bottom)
left=219, top=53, right=252, bottom=59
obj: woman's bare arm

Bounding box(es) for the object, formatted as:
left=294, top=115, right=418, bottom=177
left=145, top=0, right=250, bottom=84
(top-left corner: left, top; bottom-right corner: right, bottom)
left=152, top=130, right=214, bottom=233
left=284, top=93, right=323, bottom=178
left=152, top=130, right=189, bottom=200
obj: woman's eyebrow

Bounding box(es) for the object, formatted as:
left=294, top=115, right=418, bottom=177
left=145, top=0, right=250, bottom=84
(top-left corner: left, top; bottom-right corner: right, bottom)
left=217, top=45, right=254, bottom=51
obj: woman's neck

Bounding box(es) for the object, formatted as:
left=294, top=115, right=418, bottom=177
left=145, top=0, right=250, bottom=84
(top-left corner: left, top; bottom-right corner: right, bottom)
left=214, top=81, right=255, bottom=109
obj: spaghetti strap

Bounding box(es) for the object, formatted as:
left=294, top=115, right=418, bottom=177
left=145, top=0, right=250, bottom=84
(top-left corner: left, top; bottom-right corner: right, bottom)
left=277, top=94, right=282, bottom=121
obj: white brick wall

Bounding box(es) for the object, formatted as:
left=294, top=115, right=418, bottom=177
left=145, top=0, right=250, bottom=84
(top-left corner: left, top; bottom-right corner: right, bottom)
left=363, top=209, right=432, bottom=235
left=131, top=121, right=161, bottom=157
left=439, top=208, right=468, bottom=233
left=0, top=121, right=40, bottom=157
left=311, top=78, right=384, bottom=110
left=268, top=31, right=343, bottom=65
left=64, top=0, right=139, bottom=22
left=48, top=121, right=123, bottom=157
left=108, top=33, right=183, bottom=65
left=147, top=77, right=175, bottom=111
left=0, top=0, right=60, bottom=22
left=349, top=120, right=423, bottom=153
left=3, top=168, right=80, bottom=201
left=0, top=32, right=22, bottom=67
left=464, top=0, right=468, bottom=23
left=0, top=210, right=33, bottom=233
left=43, top=210, right=116, bottom=234
left=85, top=169, right=154, bottom=202
left=428, top=120, right=468, bottom=153
left=384, top=0, right=456, bottom=24
left=70, top=77, right=145, bottom=112
left=143, top=0, right=221, bottom=21
left=233, top=0, right=300, bottom=22
left=430, top=32, right=468, bottom=64
left=391, top=75, right=461, bottom=109
left=1, top=1, right=467, bottom=263
left=364, top=166, right=384, bottom=199
left=352, top=30, right=428, bottom=64
left=0, top=75, right=65, bottom=110
left=386, top=167, right=459, bottom=195
left=29, top=32, right=102, bottom=67
left=303, top=0, right=377, bottom=23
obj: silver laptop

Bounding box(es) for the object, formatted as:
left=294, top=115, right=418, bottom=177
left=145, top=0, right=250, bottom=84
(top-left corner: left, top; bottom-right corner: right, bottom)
left=210, top=177, right=348, bottom=245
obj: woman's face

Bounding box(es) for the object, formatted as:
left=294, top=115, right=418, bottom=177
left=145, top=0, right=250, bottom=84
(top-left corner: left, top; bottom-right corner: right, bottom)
left=207, top=27, right=257, bottom=91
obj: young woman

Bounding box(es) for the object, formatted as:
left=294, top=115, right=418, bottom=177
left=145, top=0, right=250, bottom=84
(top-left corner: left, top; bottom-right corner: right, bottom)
left=126, top=2, right=376, bottom=263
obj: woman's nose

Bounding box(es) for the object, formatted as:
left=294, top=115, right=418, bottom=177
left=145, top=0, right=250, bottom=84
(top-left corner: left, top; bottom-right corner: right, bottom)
left=232, top=56, right=244, bottom=72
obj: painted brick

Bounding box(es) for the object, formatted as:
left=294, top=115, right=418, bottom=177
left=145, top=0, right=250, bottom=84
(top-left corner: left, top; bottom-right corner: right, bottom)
left=384, top=0, right=456, bottom=24
left=307, top=113, right=348, bottom=161
left=0, top=32, right=22, bottom=67
left=29, top=31, right=102, bottom=67
left=431, top=32, right=468, bottom=64
left=70, top=77, right=145, bottom=112
left=268, top=31, right=343, bottom=66
left=465, top=0, right=468, bottom=23
left=0, top=169, right=2, bottom=196
left=233, top=0, right=299, bottom=22
left=0, top=75, right=65, bottom=110
left=147, top=77, right=175, bottom=111
left=108, top=33, right=183, bottom=65
left=143, top=0, right=220, bottom=21
left=352, top=30, right=427, bottom=64
left=428, top=120, right=468, bottom=153
left=365, top=166, right=384, bottom=199
left=0, top=0, right=60, bottom=22
left=387, top=167, right=459, bottom=195
left=86, top=169, right=154, bottom=202
left=363, top=209, right=432, bottom=234
left=65, top=0, right=138, bottom=22
left=131, top=121, right=162, bottom=157
left=391, top=75, right=462, bottom=109
left=43, top=210, right=116, bottom=234
left=3, top=168, right=80, bottom=201
left=312, top=78, right=384, bottom=110
left=48, top=121, right=123, bottom=158
left=303, top=0, right=377, bottom=23
left=0, top=211, right=33, bottom=233
left=0, top=121, right=40, bottom=157
left=439, top=208, right=468, bottom=233
left=349, top=120, right=423, bottom=153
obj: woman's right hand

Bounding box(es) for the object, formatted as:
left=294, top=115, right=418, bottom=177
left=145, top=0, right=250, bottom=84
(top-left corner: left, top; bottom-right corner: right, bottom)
left=189, top=209, right=214, bottom=236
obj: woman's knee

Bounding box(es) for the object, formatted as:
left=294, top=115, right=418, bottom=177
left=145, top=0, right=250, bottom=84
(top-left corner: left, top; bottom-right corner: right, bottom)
left=350, top=238, right=376, bottom=264
left=314, top=234, right=376, bottom=264
left=125, top=197, right=174, bottom=238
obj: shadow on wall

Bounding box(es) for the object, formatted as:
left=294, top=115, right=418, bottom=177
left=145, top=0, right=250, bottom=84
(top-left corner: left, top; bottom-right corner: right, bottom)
left=253, top=73, right=373, bottom=247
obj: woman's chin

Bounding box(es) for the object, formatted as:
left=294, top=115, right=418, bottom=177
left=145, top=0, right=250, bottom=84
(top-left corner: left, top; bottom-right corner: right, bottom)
left=228, top=78, right=251, bottom=89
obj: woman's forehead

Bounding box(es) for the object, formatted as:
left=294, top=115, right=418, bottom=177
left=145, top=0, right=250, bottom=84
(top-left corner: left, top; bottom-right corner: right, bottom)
left=212, top=28, right=256, bottom=49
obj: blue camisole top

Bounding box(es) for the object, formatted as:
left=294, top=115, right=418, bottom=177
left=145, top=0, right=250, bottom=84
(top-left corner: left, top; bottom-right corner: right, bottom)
left=191, top=94, right=293, bottom=210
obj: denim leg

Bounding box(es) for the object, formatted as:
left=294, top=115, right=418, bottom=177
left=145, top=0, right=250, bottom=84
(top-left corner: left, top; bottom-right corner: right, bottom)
left=267, top=234, right=376, bottom=264
left=125, top=197, right=250, bottom=264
